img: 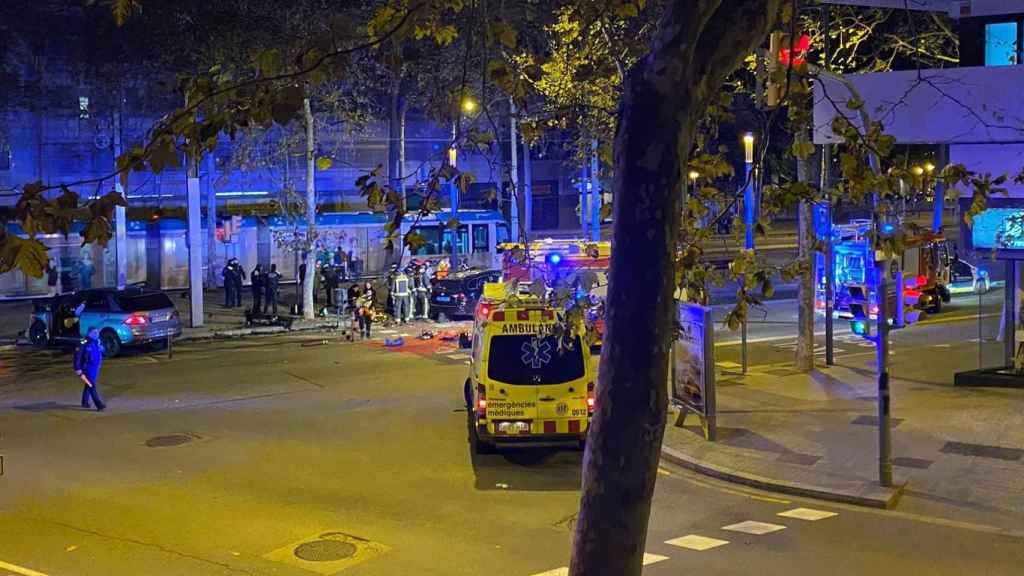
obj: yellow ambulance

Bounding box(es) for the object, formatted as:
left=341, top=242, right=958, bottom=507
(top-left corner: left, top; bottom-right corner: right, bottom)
left=463, top=285, right=595, bottom=453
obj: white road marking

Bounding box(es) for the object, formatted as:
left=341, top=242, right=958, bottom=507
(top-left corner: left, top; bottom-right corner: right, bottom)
left=642, top=553, right=669, bottom=566
left=722, top=520, right=787, bottom=535
left=777, top=507, right=838, bottom=521
left=716, top=361, right=742, bottom=369
left=0, top=560, right=51, bottom=576
left=446, top=353, right=470, bottom=360
left=529, top=568, right=567, bottom=576
left=666, top=535, right=730, bottom=551
left=932, top=343, right=952, bottom=348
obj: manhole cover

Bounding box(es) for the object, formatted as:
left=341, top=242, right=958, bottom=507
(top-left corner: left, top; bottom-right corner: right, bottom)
left=293, top=540, right=357, bottom=562
left=145, top=434, right=194, bottom=448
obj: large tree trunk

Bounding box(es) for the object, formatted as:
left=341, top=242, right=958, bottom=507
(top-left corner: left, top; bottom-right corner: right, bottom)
left=303, top=96, right=316, bottom=321
left=795, top=127, right=815, bottom=371
left=570, top=2, right=779, bottom=575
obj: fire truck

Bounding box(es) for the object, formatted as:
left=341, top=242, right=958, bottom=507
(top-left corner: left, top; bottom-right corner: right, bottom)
left=498, top=238, right=611, bottom=348
left=816, top=220, right=955, bottom=319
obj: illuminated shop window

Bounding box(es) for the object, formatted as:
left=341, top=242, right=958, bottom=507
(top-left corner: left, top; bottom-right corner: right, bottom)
left=985, top=22, right=1018, bottom=66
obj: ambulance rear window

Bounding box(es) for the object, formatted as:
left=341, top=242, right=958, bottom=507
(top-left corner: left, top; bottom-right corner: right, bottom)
left=487, top=335, right=585, bottom=385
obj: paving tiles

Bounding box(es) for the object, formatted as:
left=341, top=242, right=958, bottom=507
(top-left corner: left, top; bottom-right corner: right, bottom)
left=851, top=415, right=904, bottom=427
left=940, top=441, right=1024, bottom=461
left=776, top=452, right=822, bottom=466
left=893, top=456, right=935, bottom=469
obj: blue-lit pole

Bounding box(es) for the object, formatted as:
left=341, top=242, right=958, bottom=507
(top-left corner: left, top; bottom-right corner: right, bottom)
left=744, top=133, right=755, bottom=251
left=742, top=133, right=755, bottom=373
left=448, top=141, right=459, bottom=262
left=580, top=163, right=589, bottom=238
left=590, top=139, right=601, bottom=242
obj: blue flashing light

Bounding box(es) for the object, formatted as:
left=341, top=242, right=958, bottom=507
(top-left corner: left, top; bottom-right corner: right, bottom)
left=978, top=268, right=988, bottom=278
left=546, top=252, right=563, bottom=266
left=880, top=223, right=895, bottom=235
left=851, top=319, right=868, bottom=336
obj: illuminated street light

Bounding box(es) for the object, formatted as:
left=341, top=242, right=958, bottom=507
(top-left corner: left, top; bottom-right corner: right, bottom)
left=924, top=162, right=935, bottom=173
left=461, top=97, right=477, bottom=114
left=912, top=165, right=925, bottom=176
left=742, top=133, right=755, bottom=164
left=688, top=170, right=700, bottom=181
left=448, top=145, right=458, bottom=168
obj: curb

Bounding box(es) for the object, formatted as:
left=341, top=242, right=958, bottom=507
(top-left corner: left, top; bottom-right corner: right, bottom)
left=660, top=444, right=904, bottom=509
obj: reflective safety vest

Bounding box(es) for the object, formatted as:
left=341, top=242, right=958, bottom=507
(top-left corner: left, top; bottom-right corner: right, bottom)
left=392, top=273, right=411, bottom=297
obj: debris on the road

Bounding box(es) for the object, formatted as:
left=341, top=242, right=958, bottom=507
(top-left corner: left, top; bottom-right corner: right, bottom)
left=384, top=337, right=405, bottom=347
left=301, top=339, right=330, bottom=347
left=418, top=331, right=435, bottom=340
left=65, top=545, right=77, bottom=552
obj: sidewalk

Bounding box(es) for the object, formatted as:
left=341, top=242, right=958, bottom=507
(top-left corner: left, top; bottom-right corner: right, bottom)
left=662, top=363, right=1024, bottom=531
left=0, top=287, right=342, bottom=345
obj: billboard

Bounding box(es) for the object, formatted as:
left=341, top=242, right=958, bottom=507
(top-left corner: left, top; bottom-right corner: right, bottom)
left=671, top=302, right=716, bottom=440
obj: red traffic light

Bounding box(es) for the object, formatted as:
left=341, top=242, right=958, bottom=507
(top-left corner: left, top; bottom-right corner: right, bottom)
left=778, top=34, right=810, bottom=66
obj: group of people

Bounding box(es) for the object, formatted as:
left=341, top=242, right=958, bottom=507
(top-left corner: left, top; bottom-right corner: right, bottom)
left=223, top=259, right=283, bottom=316
left=387, top=261, right=433, bottom=324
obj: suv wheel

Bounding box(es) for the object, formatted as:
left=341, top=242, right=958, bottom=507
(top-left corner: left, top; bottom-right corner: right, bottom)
left=100, top=329, right=122, bottom=358
left=29, top=321, right=48, bottom=347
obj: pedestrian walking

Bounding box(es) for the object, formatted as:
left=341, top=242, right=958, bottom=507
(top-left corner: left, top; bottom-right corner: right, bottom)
left=356, top=281, right=375, bottom=338
left=222, top=261, right=237, bottom=307
left=74, top=328, right=106, bottom=411
left=264, top=264, right=282, bottom=316
left=250, top=264, right=264, bottom=314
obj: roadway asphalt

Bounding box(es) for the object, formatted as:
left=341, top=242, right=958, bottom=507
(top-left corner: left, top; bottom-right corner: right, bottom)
left=0, top=302, right=1020, bottom=575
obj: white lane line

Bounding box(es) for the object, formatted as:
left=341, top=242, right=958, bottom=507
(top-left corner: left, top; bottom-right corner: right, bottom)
left=529, top=568, right=567, bottom=576
left=0, top=560, right=51, bottom=576
left=666, top=535, right=730, bottom=551
left=446, top=353, right=470, bottom=360
left=722, top=520, right=787, bottom=535
left=642, top=553, right=669, bottom=566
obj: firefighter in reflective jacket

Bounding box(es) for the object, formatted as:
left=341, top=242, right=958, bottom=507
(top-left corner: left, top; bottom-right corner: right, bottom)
left=413, top=264, right=431, bottom=320
left=390, top=265, right=412, bottom=324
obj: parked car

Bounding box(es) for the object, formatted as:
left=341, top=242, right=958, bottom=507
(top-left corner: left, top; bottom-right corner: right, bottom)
left=429, top=268, right=503, bottom=320
left=28, top=287, right=182, bottom=357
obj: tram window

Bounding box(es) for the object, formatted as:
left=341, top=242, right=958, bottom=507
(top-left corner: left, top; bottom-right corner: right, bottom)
left=472, top=226, right=489, bottom=253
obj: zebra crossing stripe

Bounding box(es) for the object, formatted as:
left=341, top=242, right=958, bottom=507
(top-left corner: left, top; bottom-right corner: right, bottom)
left=777, top=507, right=837, bottom=521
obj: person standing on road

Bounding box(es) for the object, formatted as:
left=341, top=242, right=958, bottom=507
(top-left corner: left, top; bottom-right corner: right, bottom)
left=74, top=328, right=106, bottom=411
left=264, top=264, right=282, bottom=316
left=356, top=281, right=375, bottom=338
left=232, top=259, right=246, bottom=308
left=222, top=261, right=237, bottom=308
left=390, top=265, right=412, bottom=324
left=250, top=264, right=264, bottom=314
left=413, top=264, right=430, bottom=320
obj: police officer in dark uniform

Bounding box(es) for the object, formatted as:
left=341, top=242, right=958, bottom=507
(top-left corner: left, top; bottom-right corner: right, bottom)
left=264, top=264, right=281, bottom=316
left=222, top=261, right=237, bottom=307
left=231, top=259, right=246, bottom=307
left=250, top=264, right=264, bottom=314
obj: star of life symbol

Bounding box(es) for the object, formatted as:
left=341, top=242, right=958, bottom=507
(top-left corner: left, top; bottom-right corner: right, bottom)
left=521, top=339, right=553, bottom=369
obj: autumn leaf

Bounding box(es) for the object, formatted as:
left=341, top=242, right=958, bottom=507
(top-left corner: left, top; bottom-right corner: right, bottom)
left=404, top=231, right=428, bottom=252
left=316, top=157, right=334, bottom=171
left=0, top=234, right=49, bottom=278
left=791, top=140, right=815, bottom=160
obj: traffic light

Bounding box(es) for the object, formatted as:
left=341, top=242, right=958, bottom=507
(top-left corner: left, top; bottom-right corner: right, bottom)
left=765, top=31, right=810, bottom=108
left=848, top=284, right=872, bottom=339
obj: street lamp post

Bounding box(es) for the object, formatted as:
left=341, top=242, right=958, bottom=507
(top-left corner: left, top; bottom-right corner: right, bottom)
left=742, top=133, right=755, bottom=373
